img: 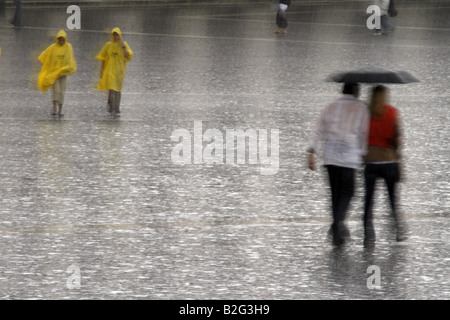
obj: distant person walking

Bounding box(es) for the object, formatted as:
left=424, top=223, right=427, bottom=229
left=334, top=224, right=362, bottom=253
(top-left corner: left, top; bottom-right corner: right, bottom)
left=275, top=0, right=290, bottom=34
left=307, top=83, right=369, bottom=246
left=96, top=27, right=133, bottom=117
left=374, top=0, right=394, bottom=35
left=363, top=85, right=407, bottom=245
left=0, top=0, right=22, bottom=27
left=37, top=30, right=77, bottom=116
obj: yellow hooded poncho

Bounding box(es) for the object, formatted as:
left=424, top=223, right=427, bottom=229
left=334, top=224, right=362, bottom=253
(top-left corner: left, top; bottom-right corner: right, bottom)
left=96, top=28, right=133, bottom=92
left=37, top=30, right=77, bottom=93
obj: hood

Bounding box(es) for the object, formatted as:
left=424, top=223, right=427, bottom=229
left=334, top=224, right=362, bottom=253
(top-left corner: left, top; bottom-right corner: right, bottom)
left=111, top=27, right=122, bottom=41
left=56, top=30, right=67, bottom=44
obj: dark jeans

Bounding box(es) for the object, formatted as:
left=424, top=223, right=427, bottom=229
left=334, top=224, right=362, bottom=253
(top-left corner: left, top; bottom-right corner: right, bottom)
left=276, top=9, right=288, bottom=28
left=326, top=165, right=355, bottom=245
left=375, top=15, right=393, bottom=33
left=364, top=163, right=403, bottom=241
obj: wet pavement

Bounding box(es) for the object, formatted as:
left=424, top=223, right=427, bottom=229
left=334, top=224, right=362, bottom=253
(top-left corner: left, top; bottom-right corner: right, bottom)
left=0, top=1, right=449, bottom=299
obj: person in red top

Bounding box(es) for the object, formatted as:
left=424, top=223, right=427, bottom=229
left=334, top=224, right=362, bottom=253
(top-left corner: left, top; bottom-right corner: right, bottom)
left=364, top=85, right=407, bottom=246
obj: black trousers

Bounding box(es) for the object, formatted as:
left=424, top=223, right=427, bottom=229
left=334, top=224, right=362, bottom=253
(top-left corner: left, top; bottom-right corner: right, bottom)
left=326, top=165, right=355, bottom=244
left=276, top=9, right=288, bottom=28
left=364, top=163, right=400, bottom=239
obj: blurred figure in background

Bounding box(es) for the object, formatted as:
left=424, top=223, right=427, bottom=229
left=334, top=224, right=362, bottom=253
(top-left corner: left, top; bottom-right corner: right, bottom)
left=364, top=85, right=407, bottom=245
left=275, top=0, right=290, bottom=34
left=37, top=30, right=77, bottom=116
left=96, top=28, right=133, bottom=117
left=374, top=0, right=394, bottom=35
left=0, top=0, right=22, bottom=27
left=307, top=83, right=369, bottom=246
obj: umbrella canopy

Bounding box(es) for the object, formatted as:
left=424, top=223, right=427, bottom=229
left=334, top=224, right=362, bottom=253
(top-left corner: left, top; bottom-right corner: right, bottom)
left=328, top=66, right=419, bottom=84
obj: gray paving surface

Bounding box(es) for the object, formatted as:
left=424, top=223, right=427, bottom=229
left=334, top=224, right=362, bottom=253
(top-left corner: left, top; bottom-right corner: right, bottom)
left=0, top=0, right=448, bottom=299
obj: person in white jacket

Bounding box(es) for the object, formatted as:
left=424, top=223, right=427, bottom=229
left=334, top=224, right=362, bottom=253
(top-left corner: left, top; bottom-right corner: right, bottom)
left=374, top=0, right=393, bottom=35
left=307, top=83, right=369, bottom=246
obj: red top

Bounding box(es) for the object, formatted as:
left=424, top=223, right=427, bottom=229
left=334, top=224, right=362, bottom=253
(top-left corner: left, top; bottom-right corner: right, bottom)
left=368, top=105, right=398, bottom=148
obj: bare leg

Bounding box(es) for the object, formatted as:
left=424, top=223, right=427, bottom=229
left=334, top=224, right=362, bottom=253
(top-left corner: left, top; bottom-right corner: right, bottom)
left=52, top=101, right=58, bottom=115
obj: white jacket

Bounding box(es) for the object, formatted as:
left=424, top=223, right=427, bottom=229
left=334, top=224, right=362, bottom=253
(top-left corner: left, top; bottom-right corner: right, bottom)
left=308, top=95, right=370, bottom=169
left=375, top=0, right=390, bottom=15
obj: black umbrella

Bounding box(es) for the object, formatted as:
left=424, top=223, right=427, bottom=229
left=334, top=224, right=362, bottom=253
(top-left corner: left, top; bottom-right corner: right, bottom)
left=328, top=66, right=419, bottom=84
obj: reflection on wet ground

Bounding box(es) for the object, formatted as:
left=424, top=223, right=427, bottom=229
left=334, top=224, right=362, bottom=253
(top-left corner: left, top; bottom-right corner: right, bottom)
left=0, top=1, right=448, bottom=299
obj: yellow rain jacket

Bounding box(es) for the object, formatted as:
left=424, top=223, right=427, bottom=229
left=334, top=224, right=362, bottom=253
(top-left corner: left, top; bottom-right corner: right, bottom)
left=37, top=30, right=77, bottom=93
left=96, top=28, right=133, bottom=92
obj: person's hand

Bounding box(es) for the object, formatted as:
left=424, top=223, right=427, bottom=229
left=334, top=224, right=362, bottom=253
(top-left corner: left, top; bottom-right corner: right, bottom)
left=120, top=39, right=125, bottom=47
left=308, top=153, right=316, bottom=171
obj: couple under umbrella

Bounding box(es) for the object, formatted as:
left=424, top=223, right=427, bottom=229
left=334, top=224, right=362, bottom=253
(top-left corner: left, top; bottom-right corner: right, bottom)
left=308, top=67, right=417, bottom=246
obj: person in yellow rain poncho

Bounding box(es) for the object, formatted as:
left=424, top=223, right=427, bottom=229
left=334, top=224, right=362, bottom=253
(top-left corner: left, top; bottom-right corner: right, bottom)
left=38, top=30, right=77, bottom=117
left=96, top=27, right=133, bottom=117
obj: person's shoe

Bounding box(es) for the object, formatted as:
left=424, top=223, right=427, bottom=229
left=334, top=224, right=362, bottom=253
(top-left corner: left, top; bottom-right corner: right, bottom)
left=363, top=239, right=376, bottom=250
left=332, top=232, right=347, bottom=247
left=329, top=222, right=350, bottom=247
left=340, top=224, right=351, bottom=239
left=394, top=220, right=408, bottom=242
left=396, top=226, right=408, bottom=242
left=364, top=221, right=376, bottom=246
left=364, top=221, right=376, bottom=238
left=58, top=113, right=64, bottom=117
left=9, top=18, right=21, bottom=27
left=364, top=234, right=376, bottom=247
